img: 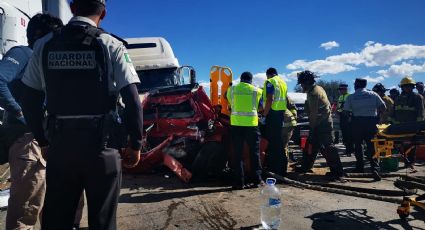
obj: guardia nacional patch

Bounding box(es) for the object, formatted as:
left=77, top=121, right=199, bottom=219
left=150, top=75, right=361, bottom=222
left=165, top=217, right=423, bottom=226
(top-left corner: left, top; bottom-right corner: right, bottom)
left=124, top=53, right=132, bottom=63
left=48, top=51, right=96, bottom=69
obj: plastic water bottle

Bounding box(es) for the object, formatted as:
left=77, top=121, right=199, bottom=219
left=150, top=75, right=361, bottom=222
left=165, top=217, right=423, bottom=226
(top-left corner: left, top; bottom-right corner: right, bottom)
left=260, top=178, right=281, bottom=229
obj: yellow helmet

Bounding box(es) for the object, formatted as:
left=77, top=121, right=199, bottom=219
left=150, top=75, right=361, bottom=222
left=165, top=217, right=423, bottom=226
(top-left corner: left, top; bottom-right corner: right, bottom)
left=400, top=76, right=416, bottom=86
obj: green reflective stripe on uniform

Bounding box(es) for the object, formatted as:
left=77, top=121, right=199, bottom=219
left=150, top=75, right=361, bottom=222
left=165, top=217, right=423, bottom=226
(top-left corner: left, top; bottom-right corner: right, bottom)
left=124, top=53, right=132, bottom=63
left=262, top=75, right=287, bottom=111
left=227, top=82, right=261, bottom=126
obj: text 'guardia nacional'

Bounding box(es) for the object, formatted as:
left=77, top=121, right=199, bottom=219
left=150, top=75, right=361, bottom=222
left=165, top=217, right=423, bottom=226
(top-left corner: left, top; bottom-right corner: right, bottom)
left=48, top=51, right=96, bottom=69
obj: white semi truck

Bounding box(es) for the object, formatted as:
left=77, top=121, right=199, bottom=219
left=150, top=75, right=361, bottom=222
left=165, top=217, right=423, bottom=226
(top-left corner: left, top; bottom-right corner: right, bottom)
left=0, top=0, right=72, bottom=120
left=125, top=37, right=181, bottom=93
left=0, top=0, right=72, bottom=58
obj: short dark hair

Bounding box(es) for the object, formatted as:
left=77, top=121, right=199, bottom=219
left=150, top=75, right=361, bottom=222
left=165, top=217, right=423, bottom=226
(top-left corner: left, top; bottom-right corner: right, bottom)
left=354, top=78, right=367, bottom=89
left=72, top=0, right=105, bottom=17
left=27, top=13, right=63, bottom=47
left=240, top=72, right=253, bottom=83
left=297, top=70, right=317, bottom=85
left=266, top=68, right=278, bottom=76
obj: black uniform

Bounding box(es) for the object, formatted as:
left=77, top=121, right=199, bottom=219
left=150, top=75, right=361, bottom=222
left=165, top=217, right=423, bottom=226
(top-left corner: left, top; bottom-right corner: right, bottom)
left=20, top=17, right=142, bottom=230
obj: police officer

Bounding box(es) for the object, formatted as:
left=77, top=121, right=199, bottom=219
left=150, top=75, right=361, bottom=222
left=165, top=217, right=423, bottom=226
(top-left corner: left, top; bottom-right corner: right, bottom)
left=283, top=98, right=297, bottom=162
left=392, top=76, right=424, bottom=171
left=372, top=83, right=394, bottom=124
left=0, top=14, right=63, bottom=230
left=20, top=0, right=143, bottom=229
left=344, top=78, right=385, bottom=180
left=337, top=84, right=354, bottom=156
left=389, top=88, right=400, bottom=102
left=226, top=72, right=264, bottom=189
left=296, top=71, right=344, bottom=181
left=262, top=67, right=288, bottom=176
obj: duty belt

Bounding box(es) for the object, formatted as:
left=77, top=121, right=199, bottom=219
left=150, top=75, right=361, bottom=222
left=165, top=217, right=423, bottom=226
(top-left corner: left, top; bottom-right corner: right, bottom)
left=55, top=114, right=104, bottom=119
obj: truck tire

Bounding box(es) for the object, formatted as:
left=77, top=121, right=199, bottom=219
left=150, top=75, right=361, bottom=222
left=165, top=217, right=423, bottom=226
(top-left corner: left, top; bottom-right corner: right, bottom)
left=191, top=142, right=226, bottom=181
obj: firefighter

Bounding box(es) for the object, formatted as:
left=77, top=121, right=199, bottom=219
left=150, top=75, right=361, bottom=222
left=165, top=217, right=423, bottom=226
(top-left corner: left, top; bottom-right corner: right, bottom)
left=0, top=14, right=63, bottom=230
left=344, top=78, right=385, bottom=180
left=389, top=88, right=400, bottom=102
left=296, top=71, right=345, bottom=181
left=226, top=72, right=264, bottom=190
left=393, top=77, right=425, bottom=123
left=283, top=98, right=297, bottom=162
left=337, top=83, right=354, bottom=156
left=392, top=76, right=425, bottom=171
left=262, top=67, right=288, bottom=176
left=20, top=0, right=143, bottom=229
left=372, top=83, right=394, bottom=124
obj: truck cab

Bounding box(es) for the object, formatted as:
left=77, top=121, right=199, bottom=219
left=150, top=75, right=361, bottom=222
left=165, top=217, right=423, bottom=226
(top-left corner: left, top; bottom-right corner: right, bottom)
left=125, top=37, right=181, bottom=93
left=124, top=37, right=226, bottom=181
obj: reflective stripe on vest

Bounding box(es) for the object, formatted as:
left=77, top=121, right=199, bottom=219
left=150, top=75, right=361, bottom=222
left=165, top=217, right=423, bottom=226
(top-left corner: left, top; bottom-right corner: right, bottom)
left=228, top=82, right=261, bottom=126
left=337, top=93, right=349, bottom=112
left=263, top=75, right=287, bottom=111
left=395, top=105, right=416, bottom=111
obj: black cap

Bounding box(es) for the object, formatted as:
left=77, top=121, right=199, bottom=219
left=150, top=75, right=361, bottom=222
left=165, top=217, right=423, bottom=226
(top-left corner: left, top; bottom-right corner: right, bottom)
left=74, top=0, right=105, bottom=5
left=417, top=82, right=424, bottom=86
left=354, top=78, right=367, bottom=88
left=389, top=88, right=400, bottom=95
left=372, top=83, right=388, bottom=92
left=338, top=84, right=348, bottom=89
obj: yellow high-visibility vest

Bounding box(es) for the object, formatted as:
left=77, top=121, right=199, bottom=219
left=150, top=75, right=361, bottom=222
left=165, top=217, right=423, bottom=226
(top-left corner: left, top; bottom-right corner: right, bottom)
left=262, top=75, right=287, bottom=111
left=226, top=82, right=262, bottom=126
left=337, top=93, right=350, bottom=112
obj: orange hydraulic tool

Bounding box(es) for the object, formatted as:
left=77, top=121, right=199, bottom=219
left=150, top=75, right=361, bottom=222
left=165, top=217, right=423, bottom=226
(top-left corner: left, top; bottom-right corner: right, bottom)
left=210, top=66, right=233, bottom=116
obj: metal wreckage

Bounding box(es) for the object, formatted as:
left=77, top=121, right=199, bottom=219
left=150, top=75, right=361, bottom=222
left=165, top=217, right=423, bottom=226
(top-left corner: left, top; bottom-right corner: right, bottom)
left=118, top=38, right=268, bottom=183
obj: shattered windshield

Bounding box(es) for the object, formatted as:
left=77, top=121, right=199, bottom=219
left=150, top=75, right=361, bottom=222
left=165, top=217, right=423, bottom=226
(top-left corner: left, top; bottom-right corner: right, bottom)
left=136, top=67, right=179, bottom=92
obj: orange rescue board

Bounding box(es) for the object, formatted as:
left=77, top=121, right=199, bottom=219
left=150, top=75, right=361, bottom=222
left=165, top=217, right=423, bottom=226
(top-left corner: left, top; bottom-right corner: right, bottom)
left=210, top=66, right=233, bottom=116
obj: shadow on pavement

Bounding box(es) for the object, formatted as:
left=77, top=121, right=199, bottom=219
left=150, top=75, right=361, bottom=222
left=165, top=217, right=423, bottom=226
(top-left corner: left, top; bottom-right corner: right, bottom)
left=307, top=209, right=425, bottom=230
left=119, top=187, right=232, bottom=203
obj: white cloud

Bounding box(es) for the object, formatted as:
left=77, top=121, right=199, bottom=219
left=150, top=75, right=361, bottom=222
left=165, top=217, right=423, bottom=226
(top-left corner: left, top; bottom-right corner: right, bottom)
left=239, top=73, right=292, bottom=88
left=287, top=42, right=425, bottom=76
left=286, top=59, right=356, bottom=75
left=361, top=43, right=425, bottom=67
left=377, top=62, right=425, bottom=77
left=365, top=41, right=375, bottom=47
left=320, top=41, right=340, bottom=50
left=360, top=76, right=385, bottom=83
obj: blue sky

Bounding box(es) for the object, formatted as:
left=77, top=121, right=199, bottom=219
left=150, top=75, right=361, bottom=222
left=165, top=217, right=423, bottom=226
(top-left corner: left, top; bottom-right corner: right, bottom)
left=98, top=0, right=425, bottom=94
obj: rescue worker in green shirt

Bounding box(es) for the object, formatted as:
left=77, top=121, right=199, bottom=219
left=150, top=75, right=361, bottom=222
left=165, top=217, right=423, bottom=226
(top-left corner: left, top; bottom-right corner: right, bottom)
left=283, top=98, right=297, bottom=162
left=337, top=84, right=354, bottom=156
left=372, top=83, right=394, bottom=124
left=226, top=72, right=264, bottom=190
left=262, top=67, right=288, bottom=177
left=296, top=71, right=345, bottom=181
left=392, top=76, right=425, bottom=171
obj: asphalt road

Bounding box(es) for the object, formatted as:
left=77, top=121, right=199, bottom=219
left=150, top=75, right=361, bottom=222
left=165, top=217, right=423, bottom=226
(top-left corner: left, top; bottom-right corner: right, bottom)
left=1, top=145, right=425, bottom=229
